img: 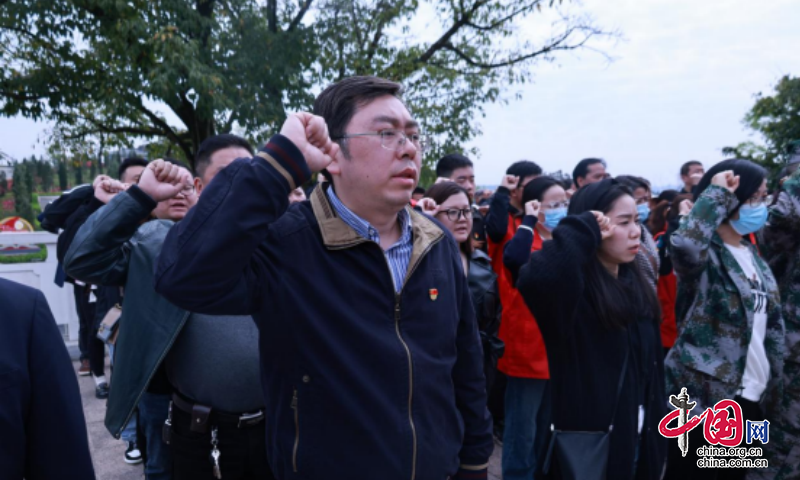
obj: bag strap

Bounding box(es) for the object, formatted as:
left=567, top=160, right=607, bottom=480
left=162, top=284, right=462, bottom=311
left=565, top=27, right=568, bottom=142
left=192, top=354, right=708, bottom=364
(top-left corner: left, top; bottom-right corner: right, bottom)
left=607, top=330, right=631, bottom=432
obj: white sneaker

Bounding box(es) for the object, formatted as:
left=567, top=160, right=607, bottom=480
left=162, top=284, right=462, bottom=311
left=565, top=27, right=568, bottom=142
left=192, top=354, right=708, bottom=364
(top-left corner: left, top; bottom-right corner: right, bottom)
left=124, top=442, right=143, bottom=465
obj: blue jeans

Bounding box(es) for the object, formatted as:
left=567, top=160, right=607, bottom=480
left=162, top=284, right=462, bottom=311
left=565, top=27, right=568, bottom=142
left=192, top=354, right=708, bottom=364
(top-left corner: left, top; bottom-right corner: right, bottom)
left=120, top=416, right=137, bottom=444
left=139, top=392, right=173, bottom=480
left=502, top=377, right=551, bottom=480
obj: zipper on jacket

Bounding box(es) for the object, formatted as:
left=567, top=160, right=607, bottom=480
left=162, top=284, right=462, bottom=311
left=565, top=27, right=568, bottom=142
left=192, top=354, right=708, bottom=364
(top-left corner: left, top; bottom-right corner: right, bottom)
left=115, top=311, right=191, bottom=439
left=394, top=294, right=418, bottom=480
left=381, top=235, right=442, bottom=480
left=291, top=388, right=299, bottom=473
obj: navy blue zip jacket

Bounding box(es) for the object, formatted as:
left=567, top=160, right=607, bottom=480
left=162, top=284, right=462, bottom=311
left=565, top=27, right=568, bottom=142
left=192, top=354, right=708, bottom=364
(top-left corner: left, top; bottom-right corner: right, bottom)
left=0, top=278, right=96, bottom=480
left=154, top=134, right=493, bottom=480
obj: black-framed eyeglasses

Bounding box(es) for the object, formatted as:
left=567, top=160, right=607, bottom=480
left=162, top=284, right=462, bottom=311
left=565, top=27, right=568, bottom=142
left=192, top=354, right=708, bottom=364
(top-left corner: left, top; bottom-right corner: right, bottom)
left=332, top=129, right=430, bottom=152
left=437, top=208, right=473, bottom=221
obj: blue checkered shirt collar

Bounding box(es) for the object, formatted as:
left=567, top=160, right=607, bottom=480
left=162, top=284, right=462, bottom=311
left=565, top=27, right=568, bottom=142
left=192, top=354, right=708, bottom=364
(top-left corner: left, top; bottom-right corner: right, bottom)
left=326, top=187, right=413, bottom=247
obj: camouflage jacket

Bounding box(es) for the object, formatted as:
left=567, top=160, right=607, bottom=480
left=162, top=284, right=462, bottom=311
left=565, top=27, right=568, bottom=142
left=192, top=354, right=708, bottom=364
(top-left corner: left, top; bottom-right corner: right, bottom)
left=665, top=184, right=785, bottom=414
left=753, top=170, right=800, bottom=480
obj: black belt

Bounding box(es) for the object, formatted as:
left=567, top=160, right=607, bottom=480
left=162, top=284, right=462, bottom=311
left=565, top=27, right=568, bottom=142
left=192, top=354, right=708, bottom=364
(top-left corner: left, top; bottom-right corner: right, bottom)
left=171, top=393, right=265, bottom=432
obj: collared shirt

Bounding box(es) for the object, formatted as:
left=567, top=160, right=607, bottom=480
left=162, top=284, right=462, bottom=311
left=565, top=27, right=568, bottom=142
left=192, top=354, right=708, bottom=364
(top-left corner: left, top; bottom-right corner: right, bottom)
left=327, top=188, right=413, bottom=292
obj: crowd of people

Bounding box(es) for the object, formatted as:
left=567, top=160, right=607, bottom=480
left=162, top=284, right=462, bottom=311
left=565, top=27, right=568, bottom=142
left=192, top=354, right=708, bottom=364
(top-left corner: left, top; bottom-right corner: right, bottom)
left=3, top=75, right=800, bottom=480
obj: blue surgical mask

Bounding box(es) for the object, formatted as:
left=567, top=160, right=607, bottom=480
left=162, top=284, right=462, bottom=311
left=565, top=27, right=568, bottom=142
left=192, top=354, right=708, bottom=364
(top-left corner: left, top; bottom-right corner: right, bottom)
left=730, top=203, right=768, bottom=235
left=543, top=207, right=567, bottom=231
left=637, top=204, right=650, bottom=223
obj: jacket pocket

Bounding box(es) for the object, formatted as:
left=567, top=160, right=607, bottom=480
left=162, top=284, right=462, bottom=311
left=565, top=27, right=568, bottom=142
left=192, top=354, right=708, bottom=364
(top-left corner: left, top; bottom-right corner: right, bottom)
left=291, top=388, right=300, bottom=473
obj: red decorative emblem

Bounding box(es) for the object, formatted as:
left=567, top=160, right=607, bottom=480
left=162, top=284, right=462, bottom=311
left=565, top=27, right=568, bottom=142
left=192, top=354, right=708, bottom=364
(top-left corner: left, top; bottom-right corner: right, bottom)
left=429, top=288, right=438, bottom=301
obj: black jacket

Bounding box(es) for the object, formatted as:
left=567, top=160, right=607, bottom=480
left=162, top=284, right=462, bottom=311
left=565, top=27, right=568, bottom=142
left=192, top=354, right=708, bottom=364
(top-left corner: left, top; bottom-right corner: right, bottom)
left=468, top=249, right=504, bottom=391
left=154, top=135, right=493, bottom=480
left=516, top=212, right=667, bottom=480
left=0, top=278, right=95, bottom=480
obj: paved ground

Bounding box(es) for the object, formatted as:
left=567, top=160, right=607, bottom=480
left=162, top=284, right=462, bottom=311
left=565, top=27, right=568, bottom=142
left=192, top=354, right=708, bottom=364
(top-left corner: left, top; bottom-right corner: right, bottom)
left=75, top=359, right=143, bottom=480
left=75, top=358, right=503, bottom=479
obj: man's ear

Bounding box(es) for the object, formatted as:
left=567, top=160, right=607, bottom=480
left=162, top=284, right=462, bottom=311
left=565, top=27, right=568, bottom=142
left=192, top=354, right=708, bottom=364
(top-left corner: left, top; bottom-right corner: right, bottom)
left=194, top=176, right=204, bottom=195
left=326, top=147, right=344, bottom=178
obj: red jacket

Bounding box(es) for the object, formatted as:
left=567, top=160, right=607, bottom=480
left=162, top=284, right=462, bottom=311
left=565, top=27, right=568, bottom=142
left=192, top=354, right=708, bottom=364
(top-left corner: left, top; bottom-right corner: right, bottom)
left=487, top=213, right=549, bottom=379
left=653, top=231, right=677, bottom=348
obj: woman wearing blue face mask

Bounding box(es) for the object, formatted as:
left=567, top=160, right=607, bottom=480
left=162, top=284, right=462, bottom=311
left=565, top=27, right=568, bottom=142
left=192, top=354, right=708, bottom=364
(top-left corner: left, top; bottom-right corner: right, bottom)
left=498, top=176, right=565, bottom=480
left=664, top=159, right=785, bottom=480
left=503, top=176, right=568, bottom=282
left=617, top=176, right=659, bottom=291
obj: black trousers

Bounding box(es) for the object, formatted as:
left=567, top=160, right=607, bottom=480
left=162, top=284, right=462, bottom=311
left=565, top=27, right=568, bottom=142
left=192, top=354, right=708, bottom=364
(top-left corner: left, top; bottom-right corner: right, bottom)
left=171, top=405, right=275, bottom=480
left=73, top=284, right=105, bottom=377
left=664, top=396, right=765, bottom=480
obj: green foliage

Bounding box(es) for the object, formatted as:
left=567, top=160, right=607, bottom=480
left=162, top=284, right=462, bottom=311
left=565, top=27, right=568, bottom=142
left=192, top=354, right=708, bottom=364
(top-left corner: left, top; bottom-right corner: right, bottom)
left=1, top=0, right=610, bottom=169
left=724, top=75, right=800, bottom=178
left=11, top=162, right=34, bottom=224
left=0, top=245, right=48, bottom=264
left=57, top=159, right=68, bottom=190
left=0, top=170, right=6, bottom=196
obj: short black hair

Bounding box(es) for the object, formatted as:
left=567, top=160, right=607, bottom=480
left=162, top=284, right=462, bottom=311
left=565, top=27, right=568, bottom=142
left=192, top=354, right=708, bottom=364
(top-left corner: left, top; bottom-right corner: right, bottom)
left=195, top=134, right=253, bottom=179
left=506, top=160, right=542, bottom=186
left=680, top=160, right=703, bottom=176
left=615, top=175, right=651, bottom=194
left=694, top=159, right=767, bottom=216
left=314, top=76, right=404, bottom=159
left=413, top=186, right=426, bottom=196
left=572, top=158, right=607, bottom=186
left=118, top=157, right=148, bottom=181
left=436, top=153, right=473, bottom=178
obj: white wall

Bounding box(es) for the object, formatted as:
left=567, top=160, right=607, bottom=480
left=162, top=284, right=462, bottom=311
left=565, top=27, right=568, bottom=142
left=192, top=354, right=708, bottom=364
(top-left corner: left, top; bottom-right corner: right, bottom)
left=0, top=231, right=79, bottom=346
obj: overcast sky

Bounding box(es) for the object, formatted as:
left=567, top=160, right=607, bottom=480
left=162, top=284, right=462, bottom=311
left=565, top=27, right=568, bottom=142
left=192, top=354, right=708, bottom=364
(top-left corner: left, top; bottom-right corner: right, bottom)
left=1, top=0, right=798, bottom=192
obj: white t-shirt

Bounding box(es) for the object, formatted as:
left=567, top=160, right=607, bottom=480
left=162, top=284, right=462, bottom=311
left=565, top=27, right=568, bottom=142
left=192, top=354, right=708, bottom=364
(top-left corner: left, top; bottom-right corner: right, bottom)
left=724, top=244, right=770, bottom=402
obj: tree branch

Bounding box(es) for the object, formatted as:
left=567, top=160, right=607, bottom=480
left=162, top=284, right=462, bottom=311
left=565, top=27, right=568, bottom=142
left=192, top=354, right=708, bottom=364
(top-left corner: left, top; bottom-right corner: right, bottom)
left=463, top=3, right=539, bottom=31
left=288, top=0, right=314, bottom=32
left=414, top=0, right=492, bottom=64
left=442, top=25, right=600, bottom=69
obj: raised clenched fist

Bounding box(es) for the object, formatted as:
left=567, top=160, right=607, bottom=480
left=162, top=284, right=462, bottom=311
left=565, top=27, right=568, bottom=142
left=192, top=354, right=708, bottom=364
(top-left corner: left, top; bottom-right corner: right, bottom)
left=711, top=170, right=740, bottom=194
left=138, top=159, right=193, bottom=202
left=279, top=112, right=340, bottom=174
left=524, top=200, right=541, bottom=217
left=417, top=198, right=439, bottom=216
left=93, top=175, right=128, bottom=204
left=500, top=175, right=519, bottom=190
left=591, top=210, right=617, bottom=240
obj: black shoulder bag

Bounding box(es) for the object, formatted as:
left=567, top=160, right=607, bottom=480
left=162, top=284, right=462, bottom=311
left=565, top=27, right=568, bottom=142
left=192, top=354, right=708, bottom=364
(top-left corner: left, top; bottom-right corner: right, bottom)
left=542, top=342, right=630, bottom=480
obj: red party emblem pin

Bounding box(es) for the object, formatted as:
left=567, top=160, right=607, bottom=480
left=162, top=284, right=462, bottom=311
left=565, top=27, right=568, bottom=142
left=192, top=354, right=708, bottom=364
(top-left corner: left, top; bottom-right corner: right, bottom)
left=429, top=288, right=438, bottom=301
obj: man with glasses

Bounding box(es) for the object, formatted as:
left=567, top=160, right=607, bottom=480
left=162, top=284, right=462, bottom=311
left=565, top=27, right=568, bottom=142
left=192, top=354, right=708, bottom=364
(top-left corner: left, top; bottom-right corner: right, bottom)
left=154, top=76, right=494, bottom=480
left=66, top=138, right=274, bottom=480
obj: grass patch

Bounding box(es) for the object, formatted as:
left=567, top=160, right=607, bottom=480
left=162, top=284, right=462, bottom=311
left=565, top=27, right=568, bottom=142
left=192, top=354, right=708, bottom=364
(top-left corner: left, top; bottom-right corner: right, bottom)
left=0, top=244, right=48, bottom=264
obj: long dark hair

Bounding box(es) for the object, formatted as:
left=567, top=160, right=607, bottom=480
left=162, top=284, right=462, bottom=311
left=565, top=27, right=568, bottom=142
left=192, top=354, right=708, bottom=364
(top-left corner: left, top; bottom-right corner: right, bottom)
left=569, top=179, right=662, bottom=330
left=424, top=182, right=474, bottom=257
left=694, top=159, right=767, bottom=218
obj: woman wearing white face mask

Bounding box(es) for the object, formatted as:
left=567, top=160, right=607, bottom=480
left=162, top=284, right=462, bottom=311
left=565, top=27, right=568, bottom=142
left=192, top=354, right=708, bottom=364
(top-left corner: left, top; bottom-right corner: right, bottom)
left=664, top=160, right=785, bottom=479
